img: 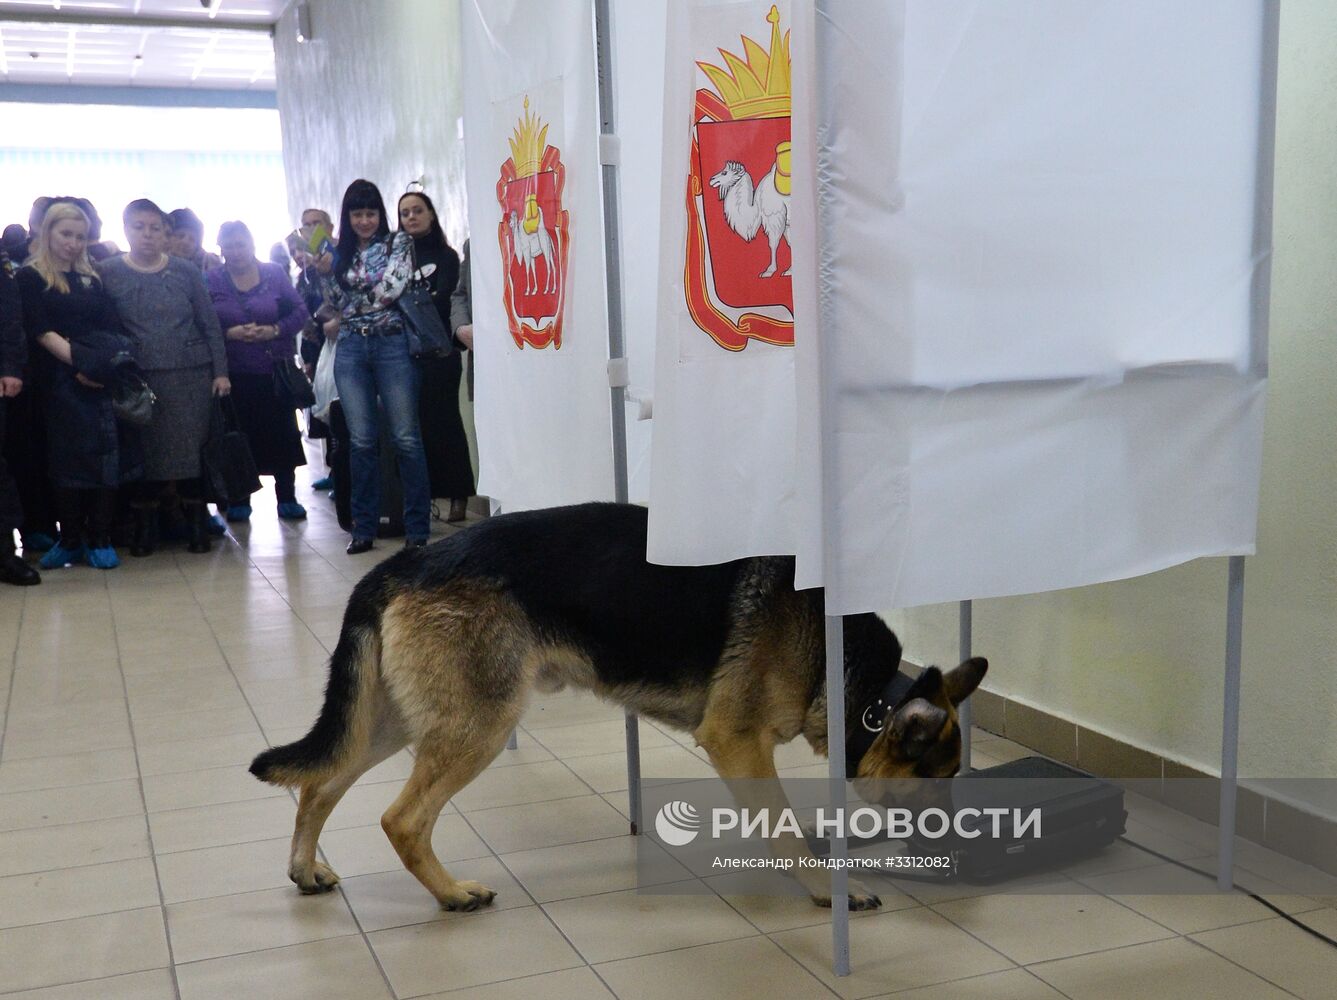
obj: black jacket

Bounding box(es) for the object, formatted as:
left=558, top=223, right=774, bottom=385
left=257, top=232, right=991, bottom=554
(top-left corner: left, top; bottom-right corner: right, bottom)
left=0, top=252, right=25, bottom=380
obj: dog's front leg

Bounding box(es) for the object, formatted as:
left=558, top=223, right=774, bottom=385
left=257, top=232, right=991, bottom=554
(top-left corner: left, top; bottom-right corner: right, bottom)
left=697, top=732, right=882, bottom=911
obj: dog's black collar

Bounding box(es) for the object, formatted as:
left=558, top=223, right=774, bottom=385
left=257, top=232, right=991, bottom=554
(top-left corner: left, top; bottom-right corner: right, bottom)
left=845, top=670, right=916, bottom=780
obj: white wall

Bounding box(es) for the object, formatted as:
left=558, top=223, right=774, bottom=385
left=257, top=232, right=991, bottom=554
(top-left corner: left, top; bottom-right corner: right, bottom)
left=889, top=0, right=1337, bottom=801
left=272, top=0, right=467, bottom=248
left=273, top=0, right=476, bottom=472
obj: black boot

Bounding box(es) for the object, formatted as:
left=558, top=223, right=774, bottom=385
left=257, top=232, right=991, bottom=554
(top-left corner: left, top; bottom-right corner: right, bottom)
left=130, top=502, right=157, bottom=557
left=184, top=501, right=211, bottom=554
left=0, top=548, right=40, bottom=586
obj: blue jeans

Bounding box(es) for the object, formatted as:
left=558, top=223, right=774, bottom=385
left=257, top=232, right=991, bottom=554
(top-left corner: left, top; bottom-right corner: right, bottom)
left=333, top=331, right=431, bottom=541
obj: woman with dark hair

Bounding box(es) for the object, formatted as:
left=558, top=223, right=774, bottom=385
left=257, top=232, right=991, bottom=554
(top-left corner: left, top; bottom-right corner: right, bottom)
left=17, top=201, right=143, bottom=569
left=166, top=208, right=222, bottom=273
left=397, top=191, right=474, bottom=523
left=315, top=179, right=430, bottom=553
left=207, top=221, right=310, bottom=523
left=99, top=198, right=229, bottom=556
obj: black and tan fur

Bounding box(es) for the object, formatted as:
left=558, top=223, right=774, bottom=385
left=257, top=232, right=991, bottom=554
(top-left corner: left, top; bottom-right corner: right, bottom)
left=251, top=503, right=986, bottom=911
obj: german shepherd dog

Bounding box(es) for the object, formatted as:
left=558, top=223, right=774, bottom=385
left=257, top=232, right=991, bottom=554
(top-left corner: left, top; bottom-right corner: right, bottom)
left=251, top=503, right=986, bottom=911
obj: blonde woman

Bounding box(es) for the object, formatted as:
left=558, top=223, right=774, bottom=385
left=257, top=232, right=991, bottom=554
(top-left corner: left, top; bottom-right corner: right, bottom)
left=16, top=201, right=143, bottom=569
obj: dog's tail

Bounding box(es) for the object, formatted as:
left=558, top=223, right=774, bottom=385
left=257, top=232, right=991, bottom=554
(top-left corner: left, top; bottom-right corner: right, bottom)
left=249, top=574, right=385, bottom=788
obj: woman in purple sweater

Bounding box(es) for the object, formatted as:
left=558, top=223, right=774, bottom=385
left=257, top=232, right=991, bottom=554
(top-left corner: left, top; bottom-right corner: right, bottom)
left=207, top=221, right=310, bottom=522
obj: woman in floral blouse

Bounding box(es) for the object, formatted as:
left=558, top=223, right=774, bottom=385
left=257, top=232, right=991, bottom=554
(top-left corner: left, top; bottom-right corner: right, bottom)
left=316, top=179, right=430, bottom=554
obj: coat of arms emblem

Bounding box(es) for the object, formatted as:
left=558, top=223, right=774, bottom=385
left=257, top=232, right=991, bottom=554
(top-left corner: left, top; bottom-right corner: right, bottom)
left=686, top=4, right=793, bottom=351
left=497, top=97, right=570, bottom=349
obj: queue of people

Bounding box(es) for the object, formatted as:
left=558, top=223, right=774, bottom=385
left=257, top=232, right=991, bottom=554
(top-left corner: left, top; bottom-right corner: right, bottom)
left=0, top=184, right=477, bottom=584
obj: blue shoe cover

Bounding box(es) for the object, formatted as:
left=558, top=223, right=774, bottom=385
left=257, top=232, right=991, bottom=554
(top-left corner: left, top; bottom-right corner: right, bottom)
left=277, top=502, right=308, bottom=520
left=311, top=476, right=333, bottom=490
left=226, top=505, right=252, bottom=522
left=207, top=514, right=227, bottom=536
left=87, top=546, right=121, bottom=569
left=40, top=543, right=86, bottom=569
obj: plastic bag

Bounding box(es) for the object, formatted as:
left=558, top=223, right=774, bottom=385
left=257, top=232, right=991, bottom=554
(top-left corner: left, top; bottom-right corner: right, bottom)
left=312, top=338, right=338, bottom=420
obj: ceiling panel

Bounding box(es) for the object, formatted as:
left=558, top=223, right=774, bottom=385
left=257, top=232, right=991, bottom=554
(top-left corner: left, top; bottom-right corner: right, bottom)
left=0, top=0, right=282, bottom=91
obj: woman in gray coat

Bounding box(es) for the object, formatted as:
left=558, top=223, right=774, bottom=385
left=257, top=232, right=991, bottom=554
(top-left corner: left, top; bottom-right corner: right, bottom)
left=99, top=199, right=230, bottom=555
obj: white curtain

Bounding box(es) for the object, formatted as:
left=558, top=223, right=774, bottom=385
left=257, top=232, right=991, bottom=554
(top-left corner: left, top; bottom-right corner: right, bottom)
left=790, top=0, right=1272, bottom=612
left=646, top=0, right=800, bottom=564
left=461, top=0, right=616, bottom=512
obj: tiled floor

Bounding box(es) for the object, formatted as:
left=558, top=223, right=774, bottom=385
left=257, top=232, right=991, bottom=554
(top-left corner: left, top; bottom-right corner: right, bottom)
left=2, top=472, right=1335, bottom=999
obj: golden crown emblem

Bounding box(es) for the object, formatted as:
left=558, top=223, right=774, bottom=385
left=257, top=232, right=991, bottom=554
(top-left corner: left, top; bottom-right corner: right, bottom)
left=697, top=4, right=790, bottom=120
left=508, top=97, right=548, bottom=178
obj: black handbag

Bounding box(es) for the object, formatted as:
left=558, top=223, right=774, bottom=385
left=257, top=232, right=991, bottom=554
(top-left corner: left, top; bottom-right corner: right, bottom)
left=111, top=370, right=158, bottom=427
left=273, top=356, right=316, bottom=409
left=398, top=242, right=454, bottom=360
left=201, top=397, right=262, bottom=506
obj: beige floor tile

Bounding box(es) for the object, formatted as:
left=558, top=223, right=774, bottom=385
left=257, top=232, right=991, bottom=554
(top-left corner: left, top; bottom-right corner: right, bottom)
left=132, top=707, right=262, bottom=745
left=318, top=814, right=488, bottom=880
left=166, top=884, right=359, bottom=964
left=141, top=763, right=287, bottom=813
left=866, top=968, right=1065, bottom=1000
left=563, top=744, right=718, bottom=794
left=0, top=814, right=151, bottom=878
left=484, top=729, right=556, bottom=768
left=466, top=794, right=631, bottom=855
left=451, top=759, right=591, bottom=812
left=0, top=968, right=176, bottom=1000
left=771, top=907, right=1014, bottom=999
left=530, top=719, right=674, bottom=759
left=0, top=779, right=144, bottom=833
left=135, top=731, right=268, bottom=777
left=251, top=699, right=327, bottom=731
left=1031, top=936, right=1293, bottom=999
left=148, top=795, right=296, bottom=855
left=174, top=934, right=391, bottom=1000
left=705, top=872, right=917, bottom=934
left=369, top=906, right=584, bottom=997
left=500, top=835, right=693, bottom=903
left=0, top=857, right=160, bottom=930
left=0, top=907, right=169, bottom=994
left=238, top=674, right=329, bottom=707
left=594, top=936, right=835, bottom=1000
left=544, top=884, right=759, bottom=963
left=5, top=663, right=125, bottom=710
left=156, top=836, right=296, bottom=904
left=932, top=892, right=1173, bottom=965
left=1191, top=909, right=1337, bottom=999
left=325, top=778, right=415, bottom=831
left=126, top=672, right=250, bottom=720
left=521, top=694, right=627, bottom=730
left=3, top=698, right=130, bottom=739
left=1, top=727, right=135, bottom=762
left=341, top=857, right=530, bottom=932
left=0, top=748, right=140, bottom=794
left=1078, top=860, right=1317, bottom=933
left=410, top=967, right=614, bottom=1000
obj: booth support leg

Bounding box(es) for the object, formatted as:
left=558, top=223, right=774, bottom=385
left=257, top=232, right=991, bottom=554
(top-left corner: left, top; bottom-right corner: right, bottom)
left=505, top=729, right=518, bottom=751
left=825, top=614, right=851, bottom=976
left=625, top=712, right=643, bottom=835
left=1218, top=556, right=1246, bottom=890
left=958, top=600, right=973, bottom=772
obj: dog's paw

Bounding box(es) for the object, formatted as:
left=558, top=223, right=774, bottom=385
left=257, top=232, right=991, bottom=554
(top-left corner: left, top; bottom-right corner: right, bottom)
left=290, top=861, right=340, bottom=894
left=440, top=880, right=497, bottom=912
left=810, top=879, right=882, bottom=911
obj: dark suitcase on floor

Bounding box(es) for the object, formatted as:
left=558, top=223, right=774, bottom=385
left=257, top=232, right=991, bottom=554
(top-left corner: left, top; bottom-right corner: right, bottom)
left=329, top=400, right=405, bottom=538
left=928, top=756, right=1127, bottom=883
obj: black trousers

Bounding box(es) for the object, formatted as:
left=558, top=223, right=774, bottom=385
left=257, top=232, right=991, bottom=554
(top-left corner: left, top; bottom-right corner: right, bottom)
left=0, top=398, right=23, bottom=539
left=54, top=486, right=115, bottom=545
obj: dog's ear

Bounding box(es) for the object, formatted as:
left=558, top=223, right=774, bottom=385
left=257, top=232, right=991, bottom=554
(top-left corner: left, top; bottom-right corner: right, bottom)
left=902, top=665, right=943, bottom=704
left=942, top=657, right=987, bottom=706
left=888, top=697, right=947, bottom=757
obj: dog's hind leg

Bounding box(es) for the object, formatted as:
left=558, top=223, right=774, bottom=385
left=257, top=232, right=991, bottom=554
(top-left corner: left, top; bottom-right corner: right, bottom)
left=289, top=706, right=408, bottom=893
left=380, top=724, right=512, bottom=910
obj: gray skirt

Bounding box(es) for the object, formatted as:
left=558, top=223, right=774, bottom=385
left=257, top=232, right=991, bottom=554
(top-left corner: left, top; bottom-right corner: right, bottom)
left=142, top=365, right=214, bottom=481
